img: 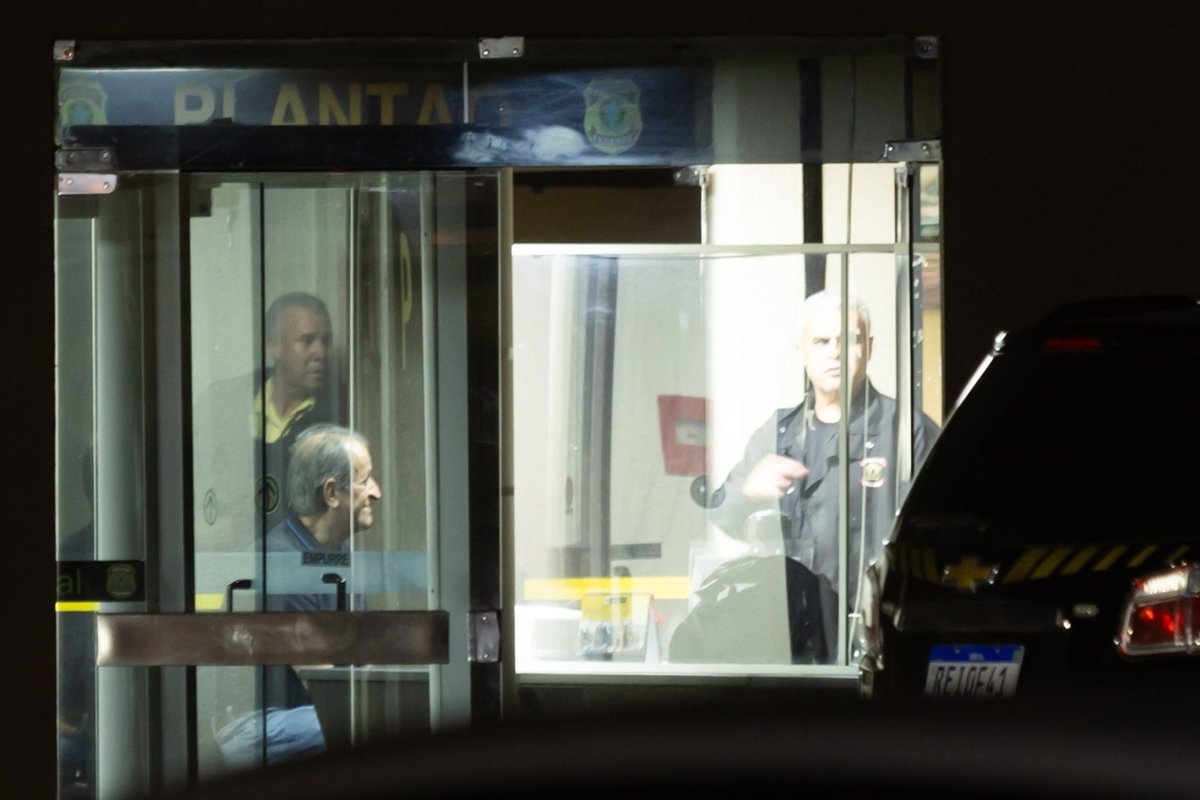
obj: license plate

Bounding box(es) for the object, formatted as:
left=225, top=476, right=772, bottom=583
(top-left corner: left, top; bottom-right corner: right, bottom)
left=924, top=644, right=1023, bottom=698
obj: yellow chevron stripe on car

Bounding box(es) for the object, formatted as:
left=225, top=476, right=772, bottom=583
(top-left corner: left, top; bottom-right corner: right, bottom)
left=1060, top=546, right=1100, bottom=575
left=1166, top=545, right=1191, bottom=564
left=1031, top=547, right=1074, bottom=580
left=901, top=541, right=1197, bottom=588
left=1127, top=545, right=1157, bottom=568
left=1092, top=546, right=1128, bottom=571
left=1003, top=548, right=1048, bottom=584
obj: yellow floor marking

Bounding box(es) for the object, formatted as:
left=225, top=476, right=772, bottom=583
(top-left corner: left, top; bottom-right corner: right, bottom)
left=523, top=576, right=692, bottom=601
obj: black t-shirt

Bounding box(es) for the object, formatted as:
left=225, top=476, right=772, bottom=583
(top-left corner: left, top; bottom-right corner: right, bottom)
left=802, top=417, right=837, bottom=465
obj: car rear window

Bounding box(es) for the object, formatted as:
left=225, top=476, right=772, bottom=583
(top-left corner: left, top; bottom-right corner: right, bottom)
left=903, top=350, right=1200, bottom=542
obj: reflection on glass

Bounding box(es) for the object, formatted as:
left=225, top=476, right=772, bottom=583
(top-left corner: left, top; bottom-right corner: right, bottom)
left=919, top=164, right=941, bottom=242
left=513, top=241, right=942, bottom=673
left=706, top=286, right=939, bottom=660
left=57, top=481, right=98, bottom=795
left=56, top=205, right=98, bottom=799
left=189, top=175, right=437, bottom=776
left=56, top=180, right=158, bottom=799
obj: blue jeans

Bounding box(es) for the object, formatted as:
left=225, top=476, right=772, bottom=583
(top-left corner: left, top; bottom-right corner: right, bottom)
left=213, top=706, right=327, bottom=769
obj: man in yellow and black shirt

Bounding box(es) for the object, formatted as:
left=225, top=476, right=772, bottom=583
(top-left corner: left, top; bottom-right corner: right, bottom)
left=254, top=292, right=333, bottom=444
left=195, top=291, right=343, bottom=552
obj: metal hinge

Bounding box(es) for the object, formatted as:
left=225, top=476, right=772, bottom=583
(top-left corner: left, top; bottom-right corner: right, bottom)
left=54, top=40, right=76, bottom=62
left=673, top=166, right=708, bottom=187
left=478, top=37, right=524, bottom=59
left=57, top=146, right=118, bottom=196
left=881, top=140, right=942, bottom=163
left=56, top=147, right=115, bottom=171
left=467, top=610, right=500, bottom=663
left=58, top=173, right=118, bottom=196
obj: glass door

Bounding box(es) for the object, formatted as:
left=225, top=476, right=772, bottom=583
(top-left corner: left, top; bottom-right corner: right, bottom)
left=54, top=32, right=942, bottom=799
left=55, top=169, right=499, bottom=797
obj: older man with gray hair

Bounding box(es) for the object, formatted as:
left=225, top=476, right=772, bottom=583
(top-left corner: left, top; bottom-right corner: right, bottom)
left=266, top=424, right=382, bottom=559
left=225, top=425, right=383, bottom=765
left=707, top=289, right=939, bottom=622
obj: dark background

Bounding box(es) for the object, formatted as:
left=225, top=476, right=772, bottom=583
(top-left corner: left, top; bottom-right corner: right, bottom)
left=8, top=1, right=1198, bottom=794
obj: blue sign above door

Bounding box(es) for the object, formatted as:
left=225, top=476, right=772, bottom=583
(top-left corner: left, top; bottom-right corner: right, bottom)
left=57, top=64, right=714, bottom=168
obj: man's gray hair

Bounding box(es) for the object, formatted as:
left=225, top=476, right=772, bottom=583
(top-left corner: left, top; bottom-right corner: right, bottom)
left=798, top=288, right=872, bottom=339
left=287, top=424, right=367, bottom=515
left=265, top=291, right=330, bottom=341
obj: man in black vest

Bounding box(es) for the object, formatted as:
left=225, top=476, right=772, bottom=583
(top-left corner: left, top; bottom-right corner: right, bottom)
left=708, top=290, right=940, bottom=614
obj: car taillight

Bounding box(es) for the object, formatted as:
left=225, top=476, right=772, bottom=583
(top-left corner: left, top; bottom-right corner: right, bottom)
left=1042, top=335, right=1104, bottom=353
left=1117, top=564, right=1200, bottom=657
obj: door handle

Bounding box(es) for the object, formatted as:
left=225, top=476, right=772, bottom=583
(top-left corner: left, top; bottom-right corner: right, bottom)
left=322, top=573, right=347, bottom=611
left=96, top=610, right=449, bottom=666
left=224, top=578, right=252, bottom=612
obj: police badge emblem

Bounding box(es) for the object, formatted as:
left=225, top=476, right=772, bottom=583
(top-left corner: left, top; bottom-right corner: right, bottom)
left=583, top=78, right=643, bottom=155
left=105, top=563, right=138, bottom=600
left=860, top=457, right=887, bottom=488
left=58, top=81, right=108, bottom=137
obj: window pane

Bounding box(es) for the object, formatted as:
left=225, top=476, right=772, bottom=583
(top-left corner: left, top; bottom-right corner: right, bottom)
left=189, top=174, right=440, bottom=775
left=513, top=164, right=941, bottom=676
left=907, top=352, right=1200, bottom=540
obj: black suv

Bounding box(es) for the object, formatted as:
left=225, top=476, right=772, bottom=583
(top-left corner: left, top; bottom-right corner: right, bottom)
left=857, top=295, right=1200, bottom=700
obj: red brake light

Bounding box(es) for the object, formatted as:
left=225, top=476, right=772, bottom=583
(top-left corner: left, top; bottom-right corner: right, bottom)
left=1148, top=605, right=1178, bottom=636
left=1043, top=335, right=1103, bottom=353
left=1118, top=565, right=1200, bottom=657
left=1128, top=601, right=1182, bottom=646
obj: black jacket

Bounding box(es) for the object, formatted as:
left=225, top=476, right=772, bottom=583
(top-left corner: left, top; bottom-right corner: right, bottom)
left=709, top=381, right=939, bottom=604
left=192, top=368, right=342, bottom=552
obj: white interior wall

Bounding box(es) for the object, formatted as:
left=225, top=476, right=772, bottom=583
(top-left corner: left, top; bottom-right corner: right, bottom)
left=608, top=255, right=710, bottom=569
left=263, top=187, right=350, bottom=349
left=511, top=253, right=578, bottom=592
left=703, top=163, right=898, bottom=482
left=191, top=183, right=257, bottom=384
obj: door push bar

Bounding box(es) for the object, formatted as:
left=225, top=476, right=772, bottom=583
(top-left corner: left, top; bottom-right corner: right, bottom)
left=96, top=610, right=449, bottom=666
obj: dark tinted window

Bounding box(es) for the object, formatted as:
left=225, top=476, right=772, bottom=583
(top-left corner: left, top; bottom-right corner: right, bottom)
left=904, top=350, right=1200, bottom=541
